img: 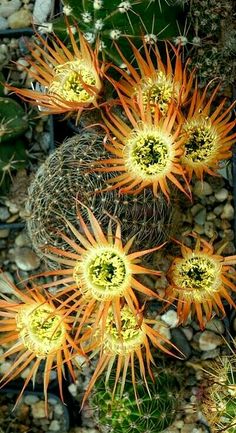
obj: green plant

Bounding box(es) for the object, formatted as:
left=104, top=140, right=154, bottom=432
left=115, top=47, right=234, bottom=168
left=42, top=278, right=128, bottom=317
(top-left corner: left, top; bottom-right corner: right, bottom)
left=90, top=363, right=182, bottom=433
left=0, top=97, right=28, bottom=144
left=0, top=140, right=27, bottom=193
left=26, top=129, right=176, bottom=265
left=53, top=0, right=185, bottom=64
left=202, top=357, right=236, bottom=433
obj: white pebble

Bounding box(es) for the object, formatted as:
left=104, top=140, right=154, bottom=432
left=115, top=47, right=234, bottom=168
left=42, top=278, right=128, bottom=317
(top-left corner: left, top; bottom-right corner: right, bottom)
left=214, top=188, right=228, bottom=202
left=0, top=0, right=21, bottom=18
left=49, top=420, right=61, bottom=431
left=221, top=203, right=234, bottom=220
left=33, top=0, right=53, bottom=24
left=161, top=310, right=179, bottom=328
left=0, top=16, right=8, bottom=30
left=193, top=181, right=213, bottom=197
left=8, top=8, right=32, bottom=29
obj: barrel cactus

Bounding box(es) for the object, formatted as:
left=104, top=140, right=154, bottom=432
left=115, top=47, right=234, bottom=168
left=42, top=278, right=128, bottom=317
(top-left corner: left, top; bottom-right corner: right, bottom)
left=26, top=128, right=177, bottom=265
left=0, top=97, right=28, bottom=144
left=90, top=364, right=182, bottom=433
left=53, top=0, right=185, bottom=64
left=202, top=357, right=236, bottom=433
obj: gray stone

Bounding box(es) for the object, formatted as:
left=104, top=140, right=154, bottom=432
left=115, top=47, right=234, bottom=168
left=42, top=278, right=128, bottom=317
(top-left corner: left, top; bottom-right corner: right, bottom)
left=213, top=204, right=224, bottom=216
left=193, top=181, right=213, bottom=197
left=161, top=309, right=179, bottom=328
left=15, top=231, right=31, bottom=247
left=24, top=394, right=39, bottom=405
left=201, top=348, right=220, bottom=360
left=170, top=328, right=192, bottom=359
left=205, top=318, right=225, bottom=334
left=214, top=188, right=229, bottom=202
left=0, top=0, right=21, bottom=18
left=31, top=400, right=46, bottom=418
left=206, top=212, right=216, bottom=221
left=49, top=420, right=61, bottom=431
left=0, top=229, right=10, bottom=238
left=191, top=204, right=204, bottom=216
left=0, top=206, right=10, bottom=221
left=14, top=247, right=41, bottom=271
left=8, top=8, right=32, bottom=28
left=204, top=221, right=216, bottom=238
left=194, top=208, right=207, bottom=225
left=33, top=0, right=52, bottom=24
left=221, top=203, right=234, bottom=220
left=198, top=330, right=223, bottom=351
left=0, top=16, right=8, bottom=29
left=0, top=272, right=14, bottom=293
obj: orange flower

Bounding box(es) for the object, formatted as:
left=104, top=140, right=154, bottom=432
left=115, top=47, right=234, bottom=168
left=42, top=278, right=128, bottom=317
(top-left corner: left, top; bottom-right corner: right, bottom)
left=79, top=304, right=178, bottom=405
left=110, top=39, right=194, bottom=113
left=7, top=22, right=104, bottom=120
left=39, top=204, right=164, bottom=338
left=0, top=279, right=79, bottom=412
left=180, top=85, right=236, bottom=180
left=166, top=237, right=236, bottom=329
left=92, top=99, right=190, bottom=200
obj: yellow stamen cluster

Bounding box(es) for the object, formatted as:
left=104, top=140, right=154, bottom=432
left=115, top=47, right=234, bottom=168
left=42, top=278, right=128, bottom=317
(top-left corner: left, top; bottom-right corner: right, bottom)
left=139, top=72, right=177, bottom=114
left=104, top=306, right=145, bottom=355
left=74, top=246, right=131, bottom=300
left=172, top=253, right=222, bottom=302
left=182, top=117, right=218, bottom=164
left=126, top=127, right=173, bottom=180
left=49, top=60, right=97, bottom=103
left=16, top=304, right=65, bottom=357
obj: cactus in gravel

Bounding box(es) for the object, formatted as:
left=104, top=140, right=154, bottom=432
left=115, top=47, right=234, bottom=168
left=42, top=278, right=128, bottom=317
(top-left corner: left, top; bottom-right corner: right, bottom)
left=0, top=97, right=28, bottom=144
left=90, top=365, right=182, bottom=433
left=202, top=357, right=236, bottom=433
left=26, top=129, right=177, bottom=265
left=53, top=0, right=184, bottom=64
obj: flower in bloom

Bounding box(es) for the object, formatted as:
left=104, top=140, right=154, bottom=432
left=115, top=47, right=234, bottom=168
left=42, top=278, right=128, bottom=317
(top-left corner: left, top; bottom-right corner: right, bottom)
left=180, top=85, right=236, bottom=180
left=40, top=204, right=163, bottom=337
left=80, top=304, right=177, bottom=404
left=110, top=38, right=195, bottom=113
left=7, top=21, right=104, bottom=120
left=92, top=99, right=190, bottom=200
left=165, top=237, right=236, bottom=329
left=0, top=281, right=79, bottom=411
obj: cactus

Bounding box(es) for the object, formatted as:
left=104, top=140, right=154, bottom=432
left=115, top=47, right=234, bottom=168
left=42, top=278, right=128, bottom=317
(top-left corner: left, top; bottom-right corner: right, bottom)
left=90, top=364, right=182, bottom=433
left=53, top=0, right=185, bottom=64
left=26, top=128, right=177, bottom=266
left=0, top=97, right=28, bottom=144
left=201, top=357, right=236, bottom=433
left=0, top=139, right=27, bottom=193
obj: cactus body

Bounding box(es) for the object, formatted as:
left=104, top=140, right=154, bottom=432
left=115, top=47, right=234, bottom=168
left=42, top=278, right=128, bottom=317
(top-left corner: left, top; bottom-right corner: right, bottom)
left=54, top=0, right=184, bottom=64
left=0, top=97, right=28, bottom=144
left=26, top=129, right=176, bottom=265
left=202, top=358, right=236, bottom=433
left=90, top=366, right=181, bottom=433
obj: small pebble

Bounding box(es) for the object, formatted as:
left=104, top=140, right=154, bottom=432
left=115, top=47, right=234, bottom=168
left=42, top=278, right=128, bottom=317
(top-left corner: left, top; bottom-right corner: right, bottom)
left=193, top=181, right=213, bottom=197
left=31, top=400, right=46, bottom=419
left=161, top=310, right=179, bottom=328
left=0, top=206, right=10, bottom=221
left=0, top=16, right=8, bottom=29
left=0, top=271, right=14, bottom=293
left=14, top=247, right=41, bottom=271
left=0, top=229, right=10, bottom=238
left=199, top=330, right=223, bottom=351
left=221, top=203, right=234, bottom=220
left=0, top=0, right=21, bottom=17
left=49, top=420, right=61, bottom=431
left=24, top=395, right=39, bottom=405
left=8, top=8, right=32, bottom=29
left=215, top=188, right=228, bottom=202
left=205, top=318, right=225, bottom=334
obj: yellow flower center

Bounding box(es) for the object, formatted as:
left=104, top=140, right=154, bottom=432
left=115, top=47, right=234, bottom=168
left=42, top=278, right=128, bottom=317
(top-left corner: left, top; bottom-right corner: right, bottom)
left=125, top=127, right=174, bottom=180
left=49, top=60, right=97, bottom=103
left=74, top=246, right=131, bottom=301
left=172, top=253, right=222, bottom=301
left=16, top=304, right=65, bottom=357
left=104, top=306, right=145, bottom=355
left=182, top=117, right=218, bottom=165
left=140, top=72, right=176, bottom=113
